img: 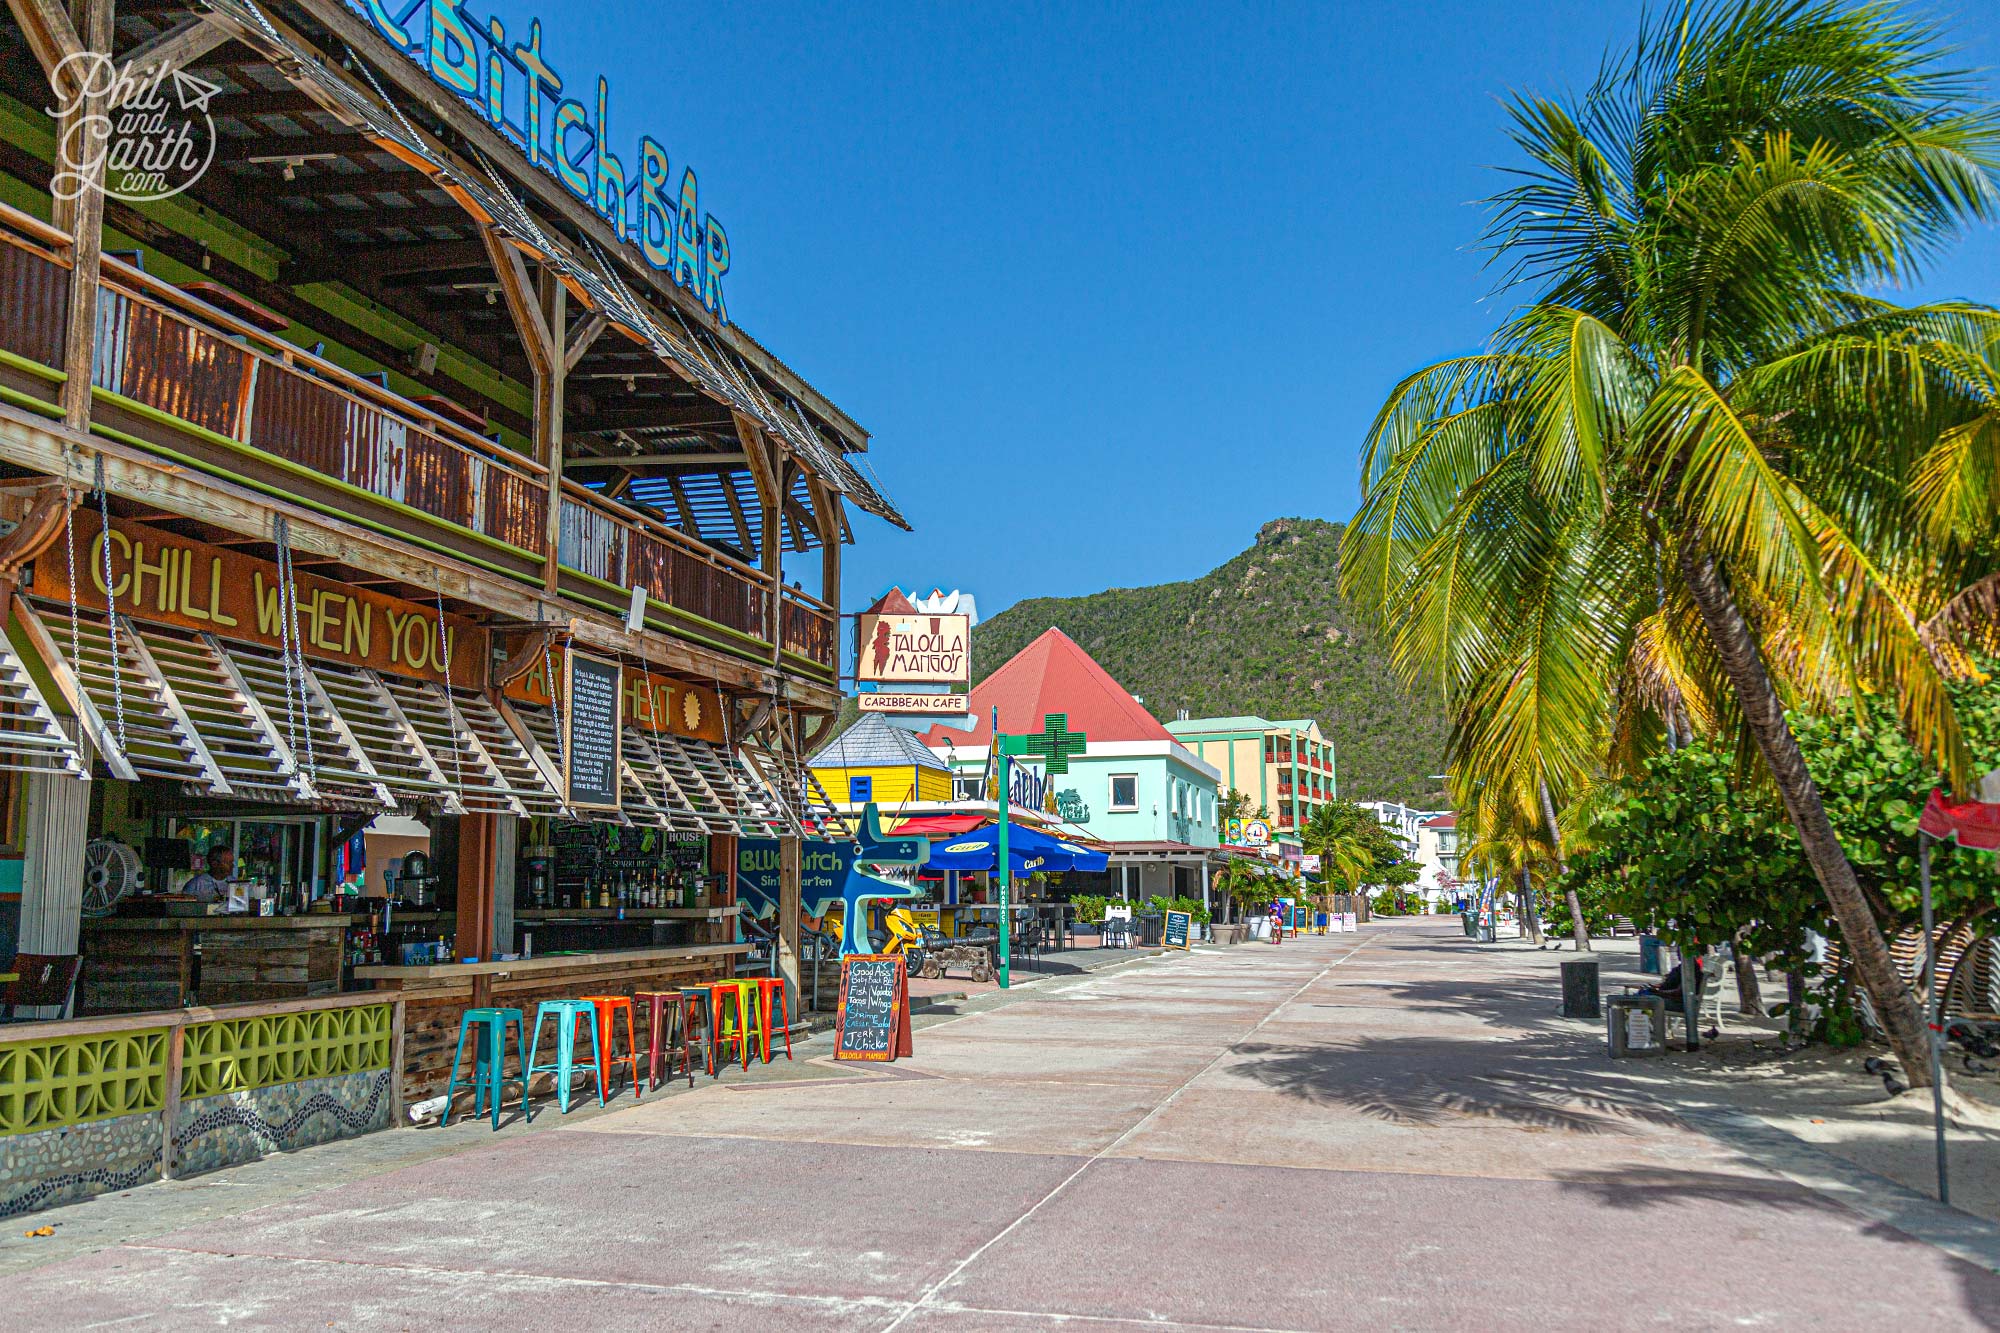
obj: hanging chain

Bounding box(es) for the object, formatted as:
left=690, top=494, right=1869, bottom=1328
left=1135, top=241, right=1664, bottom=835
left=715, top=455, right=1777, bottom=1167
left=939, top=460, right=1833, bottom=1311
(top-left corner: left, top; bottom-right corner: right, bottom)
left=270, top=515, right=303, bottom=776
left=434, top=578, right=465, bottom=797
left=543, top=636, right=562, bottom=765
left=283, top=526, right=317, bottom=782
left=93, top=457, right=127, bottom=756
left=62, top=458, right=80, bottom=700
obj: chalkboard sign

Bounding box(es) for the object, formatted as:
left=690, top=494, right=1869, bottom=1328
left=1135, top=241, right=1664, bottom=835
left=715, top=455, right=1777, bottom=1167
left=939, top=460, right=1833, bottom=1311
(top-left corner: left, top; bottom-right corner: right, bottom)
left=564, top=650, right=623, bottom=811
left=835, top=954, right=912, bottom=1062
left=1163, top=910, right=1192, bottom=950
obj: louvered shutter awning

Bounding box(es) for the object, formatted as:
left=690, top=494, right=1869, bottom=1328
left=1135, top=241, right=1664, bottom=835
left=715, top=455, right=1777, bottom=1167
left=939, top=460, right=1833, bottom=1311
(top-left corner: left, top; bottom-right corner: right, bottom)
left=13, top=600, right=565, bottom=817
left=0, top=613, right=86, bottom=777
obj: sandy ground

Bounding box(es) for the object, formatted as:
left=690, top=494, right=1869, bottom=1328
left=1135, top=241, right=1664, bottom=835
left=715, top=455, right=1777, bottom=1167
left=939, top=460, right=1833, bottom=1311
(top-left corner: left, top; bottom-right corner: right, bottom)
left=1562, top=935, right=2000, bottom=1222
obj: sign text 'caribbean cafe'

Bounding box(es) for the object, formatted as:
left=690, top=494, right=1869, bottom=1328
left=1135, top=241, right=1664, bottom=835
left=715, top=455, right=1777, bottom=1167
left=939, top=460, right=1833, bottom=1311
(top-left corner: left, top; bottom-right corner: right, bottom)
left=31, top=517, right=486, bottom=688
left=351, top=0, right=733, bottom=323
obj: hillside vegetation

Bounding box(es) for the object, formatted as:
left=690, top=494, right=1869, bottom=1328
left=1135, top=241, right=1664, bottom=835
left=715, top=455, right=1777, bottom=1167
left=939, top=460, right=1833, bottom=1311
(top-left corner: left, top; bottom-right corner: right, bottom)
left=972, top=519, right=1449, bottom=804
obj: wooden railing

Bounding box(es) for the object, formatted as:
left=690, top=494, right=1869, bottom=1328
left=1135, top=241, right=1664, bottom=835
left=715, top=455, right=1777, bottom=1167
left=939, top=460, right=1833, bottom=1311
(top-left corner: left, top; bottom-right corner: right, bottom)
left=0, top=204, right=829, bottom=672
left=780, top=587, right=837, bottom=669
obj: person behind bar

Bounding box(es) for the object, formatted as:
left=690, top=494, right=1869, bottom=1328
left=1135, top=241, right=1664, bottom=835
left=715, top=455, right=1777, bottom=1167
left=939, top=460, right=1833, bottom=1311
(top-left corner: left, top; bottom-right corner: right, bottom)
left=185, top=844, right=235, bottom=904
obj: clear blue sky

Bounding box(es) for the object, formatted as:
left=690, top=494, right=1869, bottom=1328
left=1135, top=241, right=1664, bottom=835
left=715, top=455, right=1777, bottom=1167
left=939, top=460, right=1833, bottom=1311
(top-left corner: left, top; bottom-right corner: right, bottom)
left=488, top=0, right=1999, bottom=615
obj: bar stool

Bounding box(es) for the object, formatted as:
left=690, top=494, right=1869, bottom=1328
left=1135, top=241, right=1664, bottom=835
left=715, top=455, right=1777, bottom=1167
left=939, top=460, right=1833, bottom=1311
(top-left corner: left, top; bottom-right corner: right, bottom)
left=707, top=979, right=761, bottom=1073
left=526, top=999, right=604, bottom=1113
left=679, top=985, right=717, bottom=1076
left=579, top=994, right=642, bottom=1101
left=638, top=989, right=709, bottom=1088
left=750, top=977, right=793, bottom=1063
left=442, top=1006, right=528, bottom=1128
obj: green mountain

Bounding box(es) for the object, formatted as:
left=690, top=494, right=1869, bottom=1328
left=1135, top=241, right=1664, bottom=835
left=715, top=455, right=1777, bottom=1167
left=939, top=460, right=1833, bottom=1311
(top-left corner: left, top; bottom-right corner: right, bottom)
left=971, top=518, right=1450, bottom=805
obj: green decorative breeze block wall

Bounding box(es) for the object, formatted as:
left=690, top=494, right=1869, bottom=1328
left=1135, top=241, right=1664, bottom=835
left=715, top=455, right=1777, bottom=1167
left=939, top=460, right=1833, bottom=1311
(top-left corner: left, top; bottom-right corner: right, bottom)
left=180, top=1005, right=392, bottom=1099
left=0, top=1029, right=169, bottom=1136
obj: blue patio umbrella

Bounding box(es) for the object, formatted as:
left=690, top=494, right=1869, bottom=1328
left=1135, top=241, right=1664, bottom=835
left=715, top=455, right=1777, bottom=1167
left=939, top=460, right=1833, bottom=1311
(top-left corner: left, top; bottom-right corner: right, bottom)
left=923, top=823, right=1109, bottom=874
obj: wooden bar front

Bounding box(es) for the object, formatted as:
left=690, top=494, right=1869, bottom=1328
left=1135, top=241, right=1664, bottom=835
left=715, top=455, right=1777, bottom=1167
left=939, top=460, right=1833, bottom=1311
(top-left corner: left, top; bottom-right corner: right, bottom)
left=81, top=917, right=349, bottom=1013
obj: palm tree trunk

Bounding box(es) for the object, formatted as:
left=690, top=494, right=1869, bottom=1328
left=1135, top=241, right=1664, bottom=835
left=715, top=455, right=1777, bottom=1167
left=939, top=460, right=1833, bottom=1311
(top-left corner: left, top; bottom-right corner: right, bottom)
left=1540, top=779, right=1589, bottom=951
left=1679, top=548, right=1936, bottom=1088
left=1515, top=868, right=1542, bottom=944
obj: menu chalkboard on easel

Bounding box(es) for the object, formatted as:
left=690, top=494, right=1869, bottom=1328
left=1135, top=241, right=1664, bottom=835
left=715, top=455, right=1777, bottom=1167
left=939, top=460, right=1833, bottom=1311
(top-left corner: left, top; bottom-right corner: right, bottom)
left=835, top=954, right=912, bottom=1061
left=1163, top=910, right=1192, bottom=950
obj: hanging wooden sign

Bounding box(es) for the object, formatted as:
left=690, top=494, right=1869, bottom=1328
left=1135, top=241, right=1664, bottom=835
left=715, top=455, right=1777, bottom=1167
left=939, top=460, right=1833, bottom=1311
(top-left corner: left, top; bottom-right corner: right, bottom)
left=563, top=649, right=623, bottom=811
left=835, top=954, right=912, bottom=1062
left=27, top=516, right=485, bottom=687
left=504, top=646, right=727, bottom=744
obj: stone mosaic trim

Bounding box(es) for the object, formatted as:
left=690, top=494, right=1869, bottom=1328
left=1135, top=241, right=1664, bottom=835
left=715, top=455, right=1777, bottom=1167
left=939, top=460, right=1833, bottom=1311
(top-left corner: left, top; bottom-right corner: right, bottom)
left=0, top=1111, right=163, bottom=1219
left=172, top=1069, right=393, bottom=1178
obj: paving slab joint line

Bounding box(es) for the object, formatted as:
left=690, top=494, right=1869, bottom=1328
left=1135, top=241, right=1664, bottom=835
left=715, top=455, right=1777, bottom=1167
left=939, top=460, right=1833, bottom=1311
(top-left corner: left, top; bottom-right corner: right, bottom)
left=1666, top=1102, right=2000, bottom=1274
left=877, top=931, right=1382, bottom=1333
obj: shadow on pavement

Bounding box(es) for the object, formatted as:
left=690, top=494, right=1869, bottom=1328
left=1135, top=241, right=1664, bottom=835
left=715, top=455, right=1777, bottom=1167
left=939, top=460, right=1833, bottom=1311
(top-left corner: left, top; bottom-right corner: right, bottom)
left=1232, top=1032, right=1684, bottom=1134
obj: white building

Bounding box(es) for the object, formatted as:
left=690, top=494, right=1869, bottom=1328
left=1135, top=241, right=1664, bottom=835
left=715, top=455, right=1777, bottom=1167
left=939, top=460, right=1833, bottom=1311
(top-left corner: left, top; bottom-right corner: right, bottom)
left=1357, top=801, right=1461, bottom=909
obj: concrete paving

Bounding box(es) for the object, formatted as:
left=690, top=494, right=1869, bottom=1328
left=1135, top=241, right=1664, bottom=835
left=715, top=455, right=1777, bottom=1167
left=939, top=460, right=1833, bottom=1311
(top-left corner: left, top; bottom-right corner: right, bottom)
left=7, top=917, right=2000, bottom=1329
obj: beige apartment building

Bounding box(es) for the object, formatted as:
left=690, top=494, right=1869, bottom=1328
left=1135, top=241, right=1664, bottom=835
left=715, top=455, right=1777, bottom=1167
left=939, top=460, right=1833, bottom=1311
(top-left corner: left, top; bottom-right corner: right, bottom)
left=1164, top=716, right=1336, bottom=836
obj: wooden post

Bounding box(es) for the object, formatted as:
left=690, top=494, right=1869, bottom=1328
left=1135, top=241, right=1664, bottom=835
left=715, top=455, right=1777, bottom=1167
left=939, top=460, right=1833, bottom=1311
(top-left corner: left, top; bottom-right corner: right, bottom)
left=481, top=231, right=563, bottom=591
left=454, top=812, right=498, bottom=962
left=52, top=0, right=112, bottom=432
left=778, top=834, right=802, bottom=1009
left=387, top=996, right=407, bottom=1127
left=707, top=831, right=739, bottom=949
left=735, top=414, right=784, bottom=659
left=159, top=1019, right=185, bottom=1179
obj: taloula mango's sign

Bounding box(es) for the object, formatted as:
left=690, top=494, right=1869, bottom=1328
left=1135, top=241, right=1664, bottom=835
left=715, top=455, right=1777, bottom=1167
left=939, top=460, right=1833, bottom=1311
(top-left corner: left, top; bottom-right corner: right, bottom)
left=31, top=517, right=486, bottom=688
left=350, top=0, right=733, bottom=321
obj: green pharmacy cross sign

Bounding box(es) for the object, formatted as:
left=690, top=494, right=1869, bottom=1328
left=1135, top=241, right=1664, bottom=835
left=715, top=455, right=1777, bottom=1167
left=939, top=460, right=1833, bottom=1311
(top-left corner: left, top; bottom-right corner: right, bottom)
left=993, top=713, right=1088, bottom=990
left=1009, top=714, right=1089, bottom=775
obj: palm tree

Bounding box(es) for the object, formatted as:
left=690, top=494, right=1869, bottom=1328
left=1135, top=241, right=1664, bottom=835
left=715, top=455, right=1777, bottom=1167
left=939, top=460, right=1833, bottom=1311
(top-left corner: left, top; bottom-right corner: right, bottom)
left=1343, top=0, right=2000, bottom=1087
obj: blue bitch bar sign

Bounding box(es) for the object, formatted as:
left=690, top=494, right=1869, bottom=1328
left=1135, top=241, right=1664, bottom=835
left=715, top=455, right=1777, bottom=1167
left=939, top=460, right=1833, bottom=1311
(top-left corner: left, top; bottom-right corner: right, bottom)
left=351, top=1, right=733, bottom=322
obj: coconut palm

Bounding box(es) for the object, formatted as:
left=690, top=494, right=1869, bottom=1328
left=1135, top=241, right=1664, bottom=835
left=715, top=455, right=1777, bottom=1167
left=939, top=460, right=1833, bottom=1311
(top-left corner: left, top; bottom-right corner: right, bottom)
left=1343, top=0, right=2000, bottom=1086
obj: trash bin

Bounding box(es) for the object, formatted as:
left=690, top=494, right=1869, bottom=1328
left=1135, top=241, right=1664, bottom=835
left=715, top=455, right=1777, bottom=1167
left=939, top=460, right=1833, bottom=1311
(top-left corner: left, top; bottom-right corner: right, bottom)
left=1560, top=958, right=1601, bottom=1018
left=1638, top=934, right=1664, bottom=974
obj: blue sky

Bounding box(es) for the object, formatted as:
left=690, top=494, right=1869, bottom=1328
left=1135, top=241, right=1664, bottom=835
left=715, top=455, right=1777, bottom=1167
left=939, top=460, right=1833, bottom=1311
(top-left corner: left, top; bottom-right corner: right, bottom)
left=480, top=0, right=2000, bottom=615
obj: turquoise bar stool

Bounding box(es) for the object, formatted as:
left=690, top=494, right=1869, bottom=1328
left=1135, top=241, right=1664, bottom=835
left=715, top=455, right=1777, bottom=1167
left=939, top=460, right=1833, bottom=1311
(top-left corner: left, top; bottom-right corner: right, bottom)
left=443, top=1006, right=528, bottom=1129
left=526, top=999, right=605, bottom=1113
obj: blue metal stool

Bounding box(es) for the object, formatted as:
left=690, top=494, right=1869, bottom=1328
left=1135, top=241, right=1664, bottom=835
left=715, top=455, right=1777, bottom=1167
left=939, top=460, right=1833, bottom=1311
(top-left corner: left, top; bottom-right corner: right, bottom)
left=443, top=1006, right=529, bottom=1129
left=526, top=999, right=605, bottom=1113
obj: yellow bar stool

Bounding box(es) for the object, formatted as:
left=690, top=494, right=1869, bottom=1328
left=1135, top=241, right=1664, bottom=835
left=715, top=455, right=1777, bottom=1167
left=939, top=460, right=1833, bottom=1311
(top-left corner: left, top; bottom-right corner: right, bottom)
left=706, top=979, right=764, bottom=1073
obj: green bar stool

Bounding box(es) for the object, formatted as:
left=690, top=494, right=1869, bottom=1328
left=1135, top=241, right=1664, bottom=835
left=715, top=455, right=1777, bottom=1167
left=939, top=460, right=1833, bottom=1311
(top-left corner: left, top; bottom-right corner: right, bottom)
left=525, top=999, right=605, bottom=1113
left=443, top=1006, right=529, bottom=1129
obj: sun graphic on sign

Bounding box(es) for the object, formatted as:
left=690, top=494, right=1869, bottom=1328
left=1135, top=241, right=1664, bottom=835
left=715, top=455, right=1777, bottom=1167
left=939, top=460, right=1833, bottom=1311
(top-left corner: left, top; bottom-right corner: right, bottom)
left=683, top=690, right=702, bottom=733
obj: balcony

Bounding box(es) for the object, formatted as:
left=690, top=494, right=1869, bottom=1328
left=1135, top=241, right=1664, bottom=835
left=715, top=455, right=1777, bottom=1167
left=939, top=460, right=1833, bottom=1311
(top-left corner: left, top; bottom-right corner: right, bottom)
left=0, top=209, right=835, bottom=677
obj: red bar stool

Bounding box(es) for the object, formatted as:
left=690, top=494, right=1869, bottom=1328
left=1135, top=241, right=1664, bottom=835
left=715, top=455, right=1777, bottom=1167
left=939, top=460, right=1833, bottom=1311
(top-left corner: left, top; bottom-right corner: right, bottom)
left=750, top=976, right=793, bottom=1063
left=579, top=994, right=641, bottom=1100
left=636, top=989, right=706, bottom=1089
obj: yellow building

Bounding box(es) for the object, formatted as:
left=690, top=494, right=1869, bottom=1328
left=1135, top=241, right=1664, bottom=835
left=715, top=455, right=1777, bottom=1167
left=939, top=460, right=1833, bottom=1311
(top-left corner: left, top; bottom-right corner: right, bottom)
left=810, top=713, right=955, bottom=808
left=1164, top=716, right=1336, bottom=836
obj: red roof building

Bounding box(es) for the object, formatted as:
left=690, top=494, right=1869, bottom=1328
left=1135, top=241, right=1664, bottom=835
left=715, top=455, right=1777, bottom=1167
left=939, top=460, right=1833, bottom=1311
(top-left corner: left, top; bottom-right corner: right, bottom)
left=918, top=628, right=1176, bottom=749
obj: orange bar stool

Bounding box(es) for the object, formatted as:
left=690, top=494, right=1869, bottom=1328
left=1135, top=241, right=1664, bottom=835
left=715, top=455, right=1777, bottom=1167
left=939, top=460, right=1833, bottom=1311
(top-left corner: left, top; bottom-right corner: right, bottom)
left=750, top=976, right=793, bottom=1063
left=636, top=989, right=706, bottom=1089
left=707, top=979, right=761, bottom=1072
left=579, top=994, right=641, bottom=1101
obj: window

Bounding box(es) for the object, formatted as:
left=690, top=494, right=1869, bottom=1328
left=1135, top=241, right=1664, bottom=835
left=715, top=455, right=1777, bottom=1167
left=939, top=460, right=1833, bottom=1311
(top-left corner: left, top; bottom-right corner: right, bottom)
left=952, top=774, right=986, bottom=802
left=1109, top=774, right=1138, bottom=811
left=848, top=775, right=873, bottom=803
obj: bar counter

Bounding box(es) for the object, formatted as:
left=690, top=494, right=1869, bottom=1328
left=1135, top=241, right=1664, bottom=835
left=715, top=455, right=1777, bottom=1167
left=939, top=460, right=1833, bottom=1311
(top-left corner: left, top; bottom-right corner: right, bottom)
left=359, top=942, right=753, bottom=1103
left=81, top=914, right=351, bottom=1012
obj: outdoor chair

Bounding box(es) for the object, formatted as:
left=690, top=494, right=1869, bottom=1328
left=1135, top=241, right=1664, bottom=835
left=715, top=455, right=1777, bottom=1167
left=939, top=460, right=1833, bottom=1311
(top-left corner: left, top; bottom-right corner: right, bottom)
left=1, top=954, right=81, bottom=1021
left=1102, top=917, right=1134, bottom=949
left=1659, top=960, right=1719, bottom=1046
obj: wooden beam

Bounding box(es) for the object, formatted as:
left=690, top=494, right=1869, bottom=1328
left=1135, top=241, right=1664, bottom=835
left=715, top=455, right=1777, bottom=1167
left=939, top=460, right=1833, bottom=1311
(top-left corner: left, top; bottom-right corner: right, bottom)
left=564, top=451, right=745, bottom=470
left=808, top=482, right=844, bottom=613
left=720, top=470, right=756, bottom=558
left=563, top=310, right=607, bottom=373
left=566, top=405, right=740, bottom=435
left=4, top=0, right=82, bottom=83
left=53, top=0, right=112, bottom=432
left=118, top=14, right=231, bottom=80
left=664, top=474, right=703, bottom=539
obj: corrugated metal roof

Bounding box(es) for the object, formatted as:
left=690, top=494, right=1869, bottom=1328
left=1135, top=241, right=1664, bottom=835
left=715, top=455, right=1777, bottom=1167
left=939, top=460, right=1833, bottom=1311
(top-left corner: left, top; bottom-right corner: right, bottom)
left=811, top=712, right=952, bottom=771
